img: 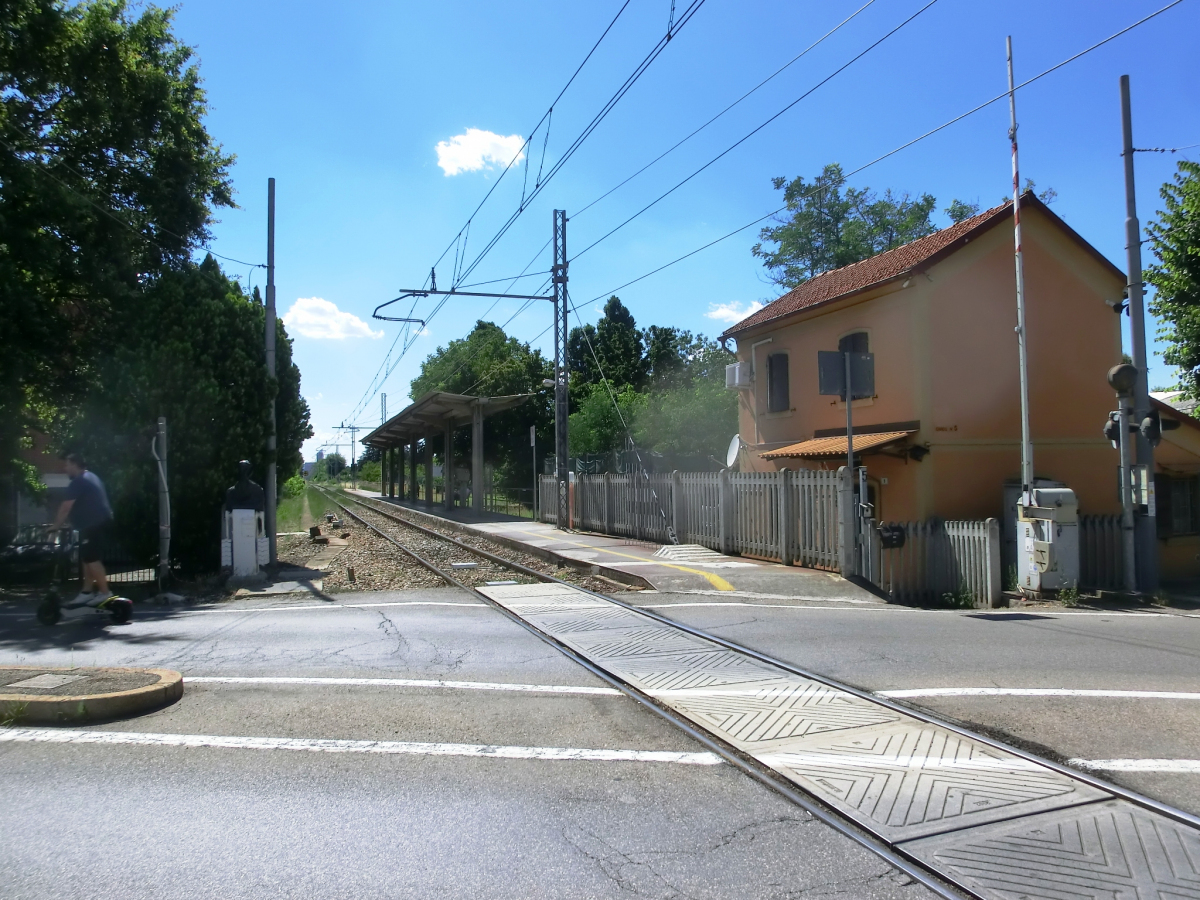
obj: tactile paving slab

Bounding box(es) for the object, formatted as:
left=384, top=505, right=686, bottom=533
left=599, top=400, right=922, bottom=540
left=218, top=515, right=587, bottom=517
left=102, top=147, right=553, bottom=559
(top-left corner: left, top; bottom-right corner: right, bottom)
left=903, top=799, right=1200, bottom=899
left=476, top=583, right=1200, bottom=894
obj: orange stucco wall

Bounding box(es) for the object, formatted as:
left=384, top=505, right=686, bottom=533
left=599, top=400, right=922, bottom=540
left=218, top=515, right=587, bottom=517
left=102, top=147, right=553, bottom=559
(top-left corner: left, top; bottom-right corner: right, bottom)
left=733, top=204, right=1126, bottom=527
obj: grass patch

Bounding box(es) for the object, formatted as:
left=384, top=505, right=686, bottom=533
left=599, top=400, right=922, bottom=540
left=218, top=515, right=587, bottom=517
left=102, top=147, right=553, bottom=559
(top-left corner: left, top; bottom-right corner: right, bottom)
left=275, top=485, right=323, bottom=533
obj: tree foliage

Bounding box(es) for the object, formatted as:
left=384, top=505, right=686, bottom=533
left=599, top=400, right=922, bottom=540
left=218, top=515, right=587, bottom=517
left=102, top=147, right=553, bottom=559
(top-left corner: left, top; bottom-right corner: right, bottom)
left=752, top=164, right=937, bottom=289
left=1148, top=161, right=1200, bottom=394
left=0, top=0, right=234, bottom=491
left=57, top=259, right=311, bottom=571
left=568, top=296, right=649, bottom=394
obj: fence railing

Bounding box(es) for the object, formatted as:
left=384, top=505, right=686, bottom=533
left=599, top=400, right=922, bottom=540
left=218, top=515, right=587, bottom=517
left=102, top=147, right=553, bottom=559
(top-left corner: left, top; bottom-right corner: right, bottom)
left=1079, top=514, right=1123, bottom=591
left=872, top=518, right=1001, bottom=607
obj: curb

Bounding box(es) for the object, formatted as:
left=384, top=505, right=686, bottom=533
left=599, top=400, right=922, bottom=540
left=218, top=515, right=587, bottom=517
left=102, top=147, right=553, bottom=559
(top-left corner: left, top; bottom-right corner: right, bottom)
left=0, top=666, right=183, bottom=725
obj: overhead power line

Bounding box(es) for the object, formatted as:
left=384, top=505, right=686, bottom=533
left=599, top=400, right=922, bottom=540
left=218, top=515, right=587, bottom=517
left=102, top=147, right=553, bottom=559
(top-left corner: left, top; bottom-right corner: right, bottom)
left=572, top=0, right=943, bottom=261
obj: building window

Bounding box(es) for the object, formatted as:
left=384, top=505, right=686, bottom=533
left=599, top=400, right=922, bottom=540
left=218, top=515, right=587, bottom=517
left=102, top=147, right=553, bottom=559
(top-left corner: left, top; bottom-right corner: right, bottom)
left=839, top=331, right=869, bottom=354
left=766, top=353, right=789, bottom=413
left=1156, top=473, right=1200, bottom=537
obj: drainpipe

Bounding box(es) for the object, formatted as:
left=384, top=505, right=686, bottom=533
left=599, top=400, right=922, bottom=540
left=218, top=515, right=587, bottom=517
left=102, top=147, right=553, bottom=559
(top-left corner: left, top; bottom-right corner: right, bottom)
left=749, top=337, right=773, bottom=446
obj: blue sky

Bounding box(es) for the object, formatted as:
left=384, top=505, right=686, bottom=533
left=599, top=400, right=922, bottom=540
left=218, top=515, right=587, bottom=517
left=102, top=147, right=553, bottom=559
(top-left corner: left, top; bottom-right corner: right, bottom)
left=171, top=0, right=1199, bottom=462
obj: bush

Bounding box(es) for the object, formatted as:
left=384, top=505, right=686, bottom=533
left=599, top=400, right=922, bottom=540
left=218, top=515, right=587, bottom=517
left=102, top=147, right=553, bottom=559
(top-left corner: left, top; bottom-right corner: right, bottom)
left=282, top=475, right=307, bottom=498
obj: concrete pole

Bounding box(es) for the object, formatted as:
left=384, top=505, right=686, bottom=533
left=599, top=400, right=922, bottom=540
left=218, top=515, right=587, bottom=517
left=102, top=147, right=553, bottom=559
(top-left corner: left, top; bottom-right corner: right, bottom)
left=156, top=417, right=170, bottom=586
left=1007, top=38, right=1034, bottom=501
left=1122, top=74, right=1158, bottom=593
left=472, top=402, right=484, bottom=516
left=1117, top=395, right=1138, bottom=592
left=265, top=178, right=277, bottom=565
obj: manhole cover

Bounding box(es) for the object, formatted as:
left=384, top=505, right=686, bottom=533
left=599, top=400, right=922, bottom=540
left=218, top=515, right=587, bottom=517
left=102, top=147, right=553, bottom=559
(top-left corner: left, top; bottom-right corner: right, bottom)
left=8, top=673, right=90, bottom=690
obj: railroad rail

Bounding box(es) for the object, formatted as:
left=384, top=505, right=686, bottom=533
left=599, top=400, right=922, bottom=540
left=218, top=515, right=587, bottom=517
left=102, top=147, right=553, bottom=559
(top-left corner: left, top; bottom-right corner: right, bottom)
left=315, top=487, right=1200, bottom=899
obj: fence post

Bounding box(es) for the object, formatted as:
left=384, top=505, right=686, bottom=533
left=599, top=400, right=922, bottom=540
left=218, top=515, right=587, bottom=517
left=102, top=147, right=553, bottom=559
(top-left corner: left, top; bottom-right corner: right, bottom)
left=778, top=469, right=794, bottom=566
left=670, top=470, right=683, bottom=545
left=718, top=468, right=733, bottom=555
left=985, top=517, right=1001, bottom=607
left=838, top=466, right=856, bottom=577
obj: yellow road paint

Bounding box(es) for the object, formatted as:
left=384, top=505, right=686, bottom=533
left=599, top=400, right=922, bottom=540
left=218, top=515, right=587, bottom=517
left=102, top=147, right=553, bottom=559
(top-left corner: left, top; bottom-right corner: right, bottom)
left=509, top=528, right=736, bottom=592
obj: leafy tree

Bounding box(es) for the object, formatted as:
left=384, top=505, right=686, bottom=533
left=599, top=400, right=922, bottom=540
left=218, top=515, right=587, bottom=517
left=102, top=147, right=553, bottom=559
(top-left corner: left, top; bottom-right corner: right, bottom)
left=1147, top=161, right=1200, bottom=395
left=752, top=164, right=937, bottom=289
left=569, top=384, right=646, bottom=456
left=55, top=258, right=311, bottom=571
left=410, top=320, right=553, bottom=488
left=0, top=0, right=234, bottom=492
left=632, top=338, right=736, bottom=464
left=568, top=296, right=648, bottom=394
left=945, top=199, right=981, bottom=223
left=357, top=460, right=382, bottom=484
left=313, top=453, right=346, bottom=482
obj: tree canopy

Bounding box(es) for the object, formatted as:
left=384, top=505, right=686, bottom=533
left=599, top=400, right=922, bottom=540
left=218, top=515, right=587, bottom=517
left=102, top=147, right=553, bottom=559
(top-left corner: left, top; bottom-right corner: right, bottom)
left=752, top=164, right=937, bottom=289
left=1147, top=161, right=1200, bottom=395
left=0, top=0, right=234, bottom=491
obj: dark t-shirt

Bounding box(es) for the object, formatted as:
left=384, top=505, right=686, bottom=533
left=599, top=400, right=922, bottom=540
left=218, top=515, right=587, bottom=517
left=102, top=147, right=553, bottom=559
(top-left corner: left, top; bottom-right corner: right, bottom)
left=66, top=470, right=114, bottom=531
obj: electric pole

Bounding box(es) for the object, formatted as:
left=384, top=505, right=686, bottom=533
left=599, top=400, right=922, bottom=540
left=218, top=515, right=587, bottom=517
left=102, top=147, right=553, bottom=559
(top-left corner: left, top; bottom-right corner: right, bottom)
left=1007, top=38, right=1034, bottom=507
left=553, top=210, right=570, bottom=530
left=1121, top=74, right=1158, bottom=593
left=265, top=178, right=278, bottom=566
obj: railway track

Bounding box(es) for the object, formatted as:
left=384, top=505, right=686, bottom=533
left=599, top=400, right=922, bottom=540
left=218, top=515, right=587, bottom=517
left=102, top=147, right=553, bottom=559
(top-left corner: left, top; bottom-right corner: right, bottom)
left=314, top=487, right=1200, bottom=900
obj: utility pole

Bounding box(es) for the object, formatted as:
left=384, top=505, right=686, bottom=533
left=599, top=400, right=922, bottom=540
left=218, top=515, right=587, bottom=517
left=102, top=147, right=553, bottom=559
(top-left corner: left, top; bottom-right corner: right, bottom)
left=265, top=178, right=278, bottom=566
left=553, top=209, right=570, bottom=530
left=154, top=417, right=170, bottom=588
left=1007, top=38, right=1034, bottom=508
left=381, top=393, right=387, bottom=425
left=1121, top=74, right=1158, bottom=593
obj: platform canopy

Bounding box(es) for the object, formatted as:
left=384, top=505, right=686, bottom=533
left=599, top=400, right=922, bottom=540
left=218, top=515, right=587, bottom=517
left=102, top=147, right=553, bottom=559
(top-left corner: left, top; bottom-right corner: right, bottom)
left=362, top=391, right=532, bottom=449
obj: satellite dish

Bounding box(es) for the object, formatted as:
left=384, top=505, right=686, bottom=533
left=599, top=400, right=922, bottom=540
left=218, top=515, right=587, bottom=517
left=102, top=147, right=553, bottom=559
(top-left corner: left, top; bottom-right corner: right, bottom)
left=726, top=434, right=742, bottom=468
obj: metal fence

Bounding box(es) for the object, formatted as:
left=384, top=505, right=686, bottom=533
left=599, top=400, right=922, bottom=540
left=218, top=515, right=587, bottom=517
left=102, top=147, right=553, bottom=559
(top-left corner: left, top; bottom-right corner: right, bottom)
left=871, top=518, right=1001, bottom=607
left=1079, top=514, right=1123, bottom=591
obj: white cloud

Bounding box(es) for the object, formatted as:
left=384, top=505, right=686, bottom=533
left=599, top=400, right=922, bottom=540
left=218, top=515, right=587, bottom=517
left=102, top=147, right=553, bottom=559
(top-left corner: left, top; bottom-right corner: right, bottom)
left=704, top=300, right=763, bottom=325
left=283, top=297, right=383, bottom=340
left=436, top=128, right=525, bottom=176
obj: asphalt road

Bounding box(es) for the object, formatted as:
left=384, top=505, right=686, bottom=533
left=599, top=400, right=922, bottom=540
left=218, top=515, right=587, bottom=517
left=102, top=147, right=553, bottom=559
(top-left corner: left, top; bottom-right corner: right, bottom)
left=631, top=594, right=1200, bottom=816
left=0, top=591, right=928, bottom=900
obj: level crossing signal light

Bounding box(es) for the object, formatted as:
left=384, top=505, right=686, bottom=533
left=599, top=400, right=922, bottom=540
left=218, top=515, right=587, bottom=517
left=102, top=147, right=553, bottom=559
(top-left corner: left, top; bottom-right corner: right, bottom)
left=1139, top=409, right=1179, bottom=447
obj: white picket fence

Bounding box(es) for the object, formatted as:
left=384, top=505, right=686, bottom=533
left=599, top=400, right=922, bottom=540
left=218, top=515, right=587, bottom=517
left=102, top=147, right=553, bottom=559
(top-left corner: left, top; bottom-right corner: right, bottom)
left=870, top=519, right=1001, bottom=607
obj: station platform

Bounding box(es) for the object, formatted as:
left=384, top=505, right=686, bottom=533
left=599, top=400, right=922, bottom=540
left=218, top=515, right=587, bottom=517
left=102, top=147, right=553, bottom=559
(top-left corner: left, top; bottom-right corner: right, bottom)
left=351, top=492, right=878, bottom=604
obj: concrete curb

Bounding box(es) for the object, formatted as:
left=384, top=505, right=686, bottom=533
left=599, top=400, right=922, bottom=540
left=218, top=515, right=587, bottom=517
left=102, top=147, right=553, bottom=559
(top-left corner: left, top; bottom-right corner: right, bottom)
left=0, top=666, right=183, bottom=725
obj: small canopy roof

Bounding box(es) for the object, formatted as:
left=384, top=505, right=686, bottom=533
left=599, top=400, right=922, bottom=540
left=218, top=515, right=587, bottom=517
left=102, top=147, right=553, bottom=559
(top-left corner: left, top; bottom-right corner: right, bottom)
left=362, top=391, right=532, bottom=449
left=761, top=430, right=915, bottom=460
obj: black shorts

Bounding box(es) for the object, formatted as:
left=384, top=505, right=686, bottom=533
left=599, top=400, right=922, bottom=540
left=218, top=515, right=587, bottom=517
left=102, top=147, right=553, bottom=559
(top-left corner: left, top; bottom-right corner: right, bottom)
left=78, top=524, right=111, bottom=564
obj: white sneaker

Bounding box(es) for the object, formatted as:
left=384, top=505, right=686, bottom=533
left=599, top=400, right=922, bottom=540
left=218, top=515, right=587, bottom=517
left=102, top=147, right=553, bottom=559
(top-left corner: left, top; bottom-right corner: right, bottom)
left=67, top=591, right=94, bottom=607
left=88, top=591, right=114, bottom=607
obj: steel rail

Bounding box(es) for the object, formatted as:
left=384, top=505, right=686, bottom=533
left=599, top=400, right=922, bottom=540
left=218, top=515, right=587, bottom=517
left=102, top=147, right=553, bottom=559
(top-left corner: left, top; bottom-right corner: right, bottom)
left=314, top=488, right=969, bottom=897
left=329, top=490, right=1200, bottom=833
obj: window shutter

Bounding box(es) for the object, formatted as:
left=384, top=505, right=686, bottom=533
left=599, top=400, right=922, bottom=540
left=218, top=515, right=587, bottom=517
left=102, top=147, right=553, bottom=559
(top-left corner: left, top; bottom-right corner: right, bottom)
left=767, top=353, right=789, bottom=413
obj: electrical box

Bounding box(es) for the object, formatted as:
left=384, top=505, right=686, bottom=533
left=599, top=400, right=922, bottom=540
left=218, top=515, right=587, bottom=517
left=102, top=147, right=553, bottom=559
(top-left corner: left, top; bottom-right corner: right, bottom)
left=1017, top=487, right=1079, bottom=594
left=222, top=508, right=266, bottom=578
left=725, top=362, right=752, bottom=390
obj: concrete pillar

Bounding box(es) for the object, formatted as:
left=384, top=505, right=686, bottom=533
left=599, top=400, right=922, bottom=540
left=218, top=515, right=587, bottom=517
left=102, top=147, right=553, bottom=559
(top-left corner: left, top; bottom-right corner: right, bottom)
left=471, top=401, right=484, bottom=516
left=424, top=435, right=433, bottom=509
left=443, top=421, right=453, bottom=512
left=409, top=440, right=417, bottom=503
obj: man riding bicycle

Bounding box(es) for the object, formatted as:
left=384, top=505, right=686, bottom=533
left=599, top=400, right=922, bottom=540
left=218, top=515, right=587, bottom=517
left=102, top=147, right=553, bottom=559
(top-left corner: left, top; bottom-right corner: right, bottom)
left=53, top=452, right=115, bottom=607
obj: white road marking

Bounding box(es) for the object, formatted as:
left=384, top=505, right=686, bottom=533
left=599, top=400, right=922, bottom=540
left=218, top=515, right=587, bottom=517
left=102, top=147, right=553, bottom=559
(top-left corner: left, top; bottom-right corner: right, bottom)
left=187, top=676, right=621, bottom=695
left=192, top=601, right=485, bottom=614
left=1069, top=758, right=1200, bottom=773
left=881, top=688, right=1200, bottom=700
left=0, top=728, right=721, bottom=765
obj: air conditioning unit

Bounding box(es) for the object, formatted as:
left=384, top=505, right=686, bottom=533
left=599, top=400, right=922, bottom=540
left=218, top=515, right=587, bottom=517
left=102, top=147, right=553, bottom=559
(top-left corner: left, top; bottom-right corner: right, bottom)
left=725, top=362, right=752, bottom=390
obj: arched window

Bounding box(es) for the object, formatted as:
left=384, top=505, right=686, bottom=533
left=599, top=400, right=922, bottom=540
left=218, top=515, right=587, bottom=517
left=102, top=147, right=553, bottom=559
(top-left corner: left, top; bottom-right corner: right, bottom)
left=838, top=331, right=868, bottom=354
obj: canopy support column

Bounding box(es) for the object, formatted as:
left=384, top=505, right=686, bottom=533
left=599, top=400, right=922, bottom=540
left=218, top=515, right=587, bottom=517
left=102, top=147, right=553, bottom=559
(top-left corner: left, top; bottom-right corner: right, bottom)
left=424, top=435, right=433, bottom=508
left=444, top=422, right=454, bottom=512
left=472, top=401, right=484, bottom=516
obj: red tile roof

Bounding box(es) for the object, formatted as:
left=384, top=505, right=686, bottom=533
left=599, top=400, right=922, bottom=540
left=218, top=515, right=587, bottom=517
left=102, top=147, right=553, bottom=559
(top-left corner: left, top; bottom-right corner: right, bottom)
left=721, top=192, right=1123, bottom=339
left=722, top=201, right=1013, bottom=338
